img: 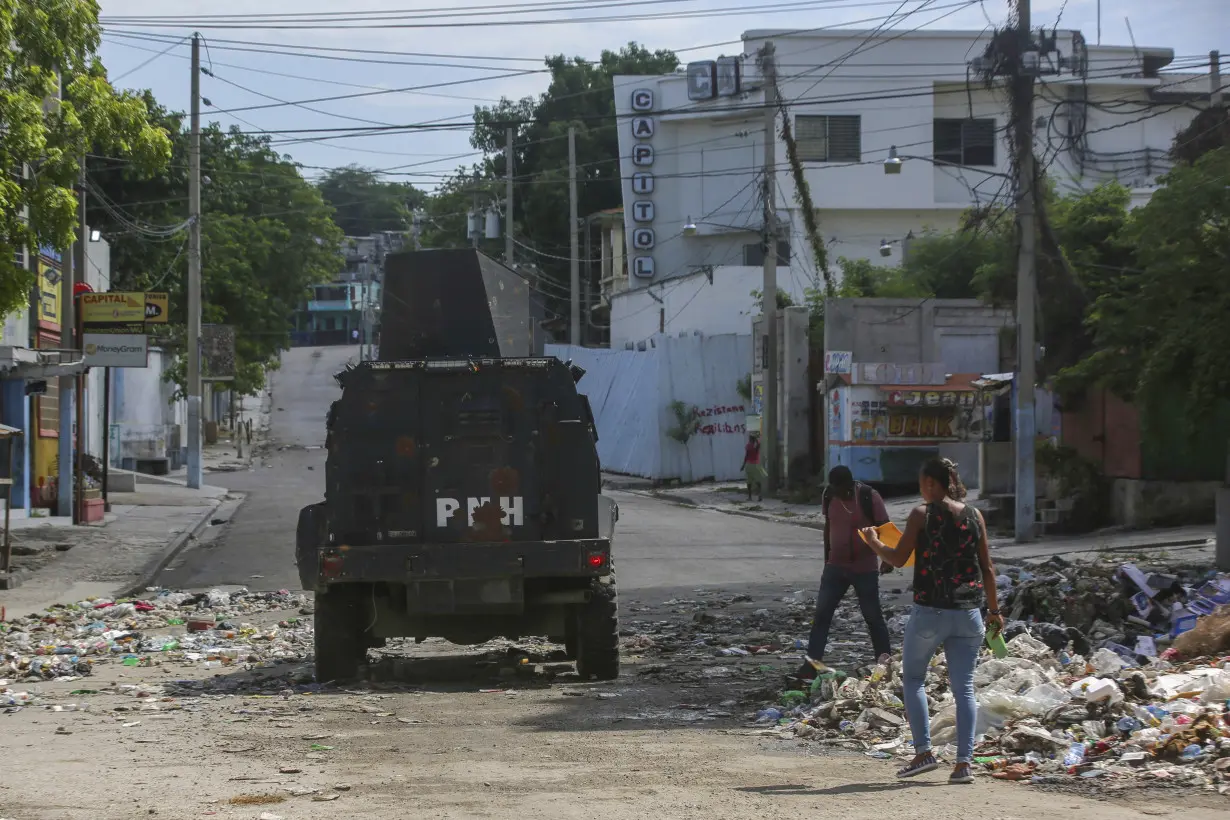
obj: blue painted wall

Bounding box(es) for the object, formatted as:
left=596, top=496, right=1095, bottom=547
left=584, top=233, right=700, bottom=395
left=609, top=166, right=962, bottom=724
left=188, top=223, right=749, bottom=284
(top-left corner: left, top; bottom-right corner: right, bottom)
left=1, top=379, right=30, bottom=511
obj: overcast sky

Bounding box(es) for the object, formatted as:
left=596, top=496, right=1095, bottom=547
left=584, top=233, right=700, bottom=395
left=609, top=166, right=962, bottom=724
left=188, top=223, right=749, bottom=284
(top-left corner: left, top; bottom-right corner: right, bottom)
left=96, top=0, right=1224, bottom=190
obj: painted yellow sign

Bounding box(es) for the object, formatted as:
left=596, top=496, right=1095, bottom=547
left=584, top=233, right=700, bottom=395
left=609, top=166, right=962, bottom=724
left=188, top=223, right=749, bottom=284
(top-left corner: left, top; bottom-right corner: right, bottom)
left=144, top=292, right=169, bottom=323
left=37, top=262, right=60, bottom=326
left=81, top=292, right=145, bottom=325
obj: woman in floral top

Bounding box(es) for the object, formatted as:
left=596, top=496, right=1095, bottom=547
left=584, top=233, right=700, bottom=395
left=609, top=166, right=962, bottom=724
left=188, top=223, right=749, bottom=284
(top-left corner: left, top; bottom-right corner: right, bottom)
left=861, top=457, right=1002, bottom=785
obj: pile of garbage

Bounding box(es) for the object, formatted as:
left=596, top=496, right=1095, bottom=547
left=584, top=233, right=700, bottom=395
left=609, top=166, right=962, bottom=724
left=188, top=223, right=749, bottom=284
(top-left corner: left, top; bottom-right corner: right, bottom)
left=998, top=558, right=1230, bottom=660
left=1, top=588, right=310, bottom=703
left=753, top=567, right=1230, bottom=792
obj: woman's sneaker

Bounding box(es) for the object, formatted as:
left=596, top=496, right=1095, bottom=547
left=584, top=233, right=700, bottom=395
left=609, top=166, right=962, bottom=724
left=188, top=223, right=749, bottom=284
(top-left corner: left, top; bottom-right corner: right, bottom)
left=896, top=752, right=941, bottom=779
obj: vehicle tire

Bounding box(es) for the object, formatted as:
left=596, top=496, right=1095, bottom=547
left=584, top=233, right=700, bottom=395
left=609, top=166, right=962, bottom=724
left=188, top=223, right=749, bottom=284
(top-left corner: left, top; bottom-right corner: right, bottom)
left=314, top=586, right=368, bottom=682
left=574, top=576, right=620, bottom=681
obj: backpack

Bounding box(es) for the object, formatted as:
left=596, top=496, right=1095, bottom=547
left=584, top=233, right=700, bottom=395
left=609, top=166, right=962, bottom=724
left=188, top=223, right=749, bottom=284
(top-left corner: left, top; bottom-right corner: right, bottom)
left=823, top=481, right=885, bottom=526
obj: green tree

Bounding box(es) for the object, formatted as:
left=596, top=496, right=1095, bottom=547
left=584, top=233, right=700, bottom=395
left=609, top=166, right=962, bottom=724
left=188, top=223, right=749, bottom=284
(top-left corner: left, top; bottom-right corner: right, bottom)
left=88, top=106, right=343, bottom=396
left=1060, top=148, right=1230, bottom=422
left=430, top=43, right=678, bottom=308
left=1171, top=105, right=1229, bottom=165
left=316, top=165, right=425, bottom=237
left=0, top=0, right=171, bottom=317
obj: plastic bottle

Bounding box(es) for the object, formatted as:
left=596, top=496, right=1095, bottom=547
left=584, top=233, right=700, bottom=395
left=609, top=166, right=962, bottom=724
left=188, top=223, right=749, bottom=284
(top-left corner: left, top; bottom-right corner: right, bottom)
left=1063, top=741, right=1087, bottom=767
left=986, top=629, right=1008, bottom=659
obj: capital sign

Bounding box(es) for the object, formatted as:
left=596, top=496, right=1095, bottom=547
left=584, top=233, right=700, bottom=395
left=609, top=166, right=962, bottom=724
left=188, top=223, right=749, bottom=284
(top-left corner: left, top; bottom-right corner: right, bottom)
left=630, top=87, right=656, bottom=280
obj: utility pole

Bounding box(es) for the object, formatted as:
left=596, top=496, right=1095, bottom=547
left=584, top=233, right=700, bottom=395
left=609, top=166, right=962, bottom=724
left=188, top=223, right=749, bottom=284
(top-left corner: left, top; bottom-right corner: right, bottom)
left=1211, top=50, right=1222, bottom=106
left=760, top=41, right=780, bottom=495
left=505, top=126, right=515, bottom=265
left=1012, top=1, right=1037, bottom=542
left=568, top=126, right=580, bottom=346
left=186, top=33, right=203, bottom=490
left=58, top=163, right=81, bottom=521
left=74, top=171, right=86, bottom=524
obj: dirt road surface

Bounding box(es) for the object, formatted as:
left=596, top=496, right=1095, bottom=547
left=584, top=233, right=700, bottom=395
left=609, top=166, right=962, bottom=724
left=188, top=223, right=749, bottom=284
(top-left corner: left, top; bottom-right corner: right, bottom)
left=2, top=347, right=1224, bottom=819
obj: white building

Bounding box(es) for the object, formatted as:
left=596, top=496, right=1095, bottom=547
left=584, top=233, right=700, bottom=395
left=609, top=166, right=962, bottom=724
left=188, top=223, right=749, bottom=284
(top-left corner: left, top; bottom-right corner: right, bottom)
left=607, top=28, right=1212, bottom=348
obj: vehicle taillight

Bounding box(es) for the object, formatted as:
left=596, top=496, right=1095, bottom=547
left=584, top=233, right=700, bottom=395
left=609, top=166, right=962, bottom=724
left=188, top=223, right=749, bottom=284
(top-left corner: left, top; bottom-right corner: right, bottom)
left=321, top=553, right=345, bottom=579
left=587, top=553, right=606, bottom=569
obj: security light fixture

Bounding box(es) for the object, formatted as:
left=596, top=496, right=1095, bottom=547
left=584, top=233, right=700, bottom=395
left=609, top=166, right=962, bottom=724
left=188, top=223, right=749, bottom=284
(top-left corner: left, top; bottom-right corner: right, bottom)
left=682, top=216, right=698, bottom=236
left=879, top=239, right=893, bottom=257
left=89, top=229, right=101, bottom=242
left=884, top=146, right=903, bottom=175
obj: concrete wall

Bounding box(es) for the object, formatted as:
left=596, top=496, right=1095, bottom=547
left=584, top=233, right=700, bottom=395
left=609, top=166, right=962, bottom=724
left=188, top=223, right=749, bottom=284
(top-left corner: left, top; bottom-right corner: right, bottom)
left=609, top=264, right=799, bottom=350
left=110, top=347, right=185, bottom=468
left=751, top=307, right=812, bottom=484
left=548, top=333, right=753, bottom=483
left=83, top=229, right=111, bottom=460
left=1111, top=478, right=1220, bottom=529
left=823, top=297, right=1013, bottom=372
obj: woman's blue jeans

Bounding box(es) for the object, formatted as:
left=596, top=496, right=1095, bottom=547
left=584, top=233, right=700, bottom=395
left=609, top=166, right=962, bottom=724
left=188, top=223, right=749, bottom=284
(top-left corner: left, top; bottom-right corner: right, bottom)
left=902, top=605, right=984, bottom=764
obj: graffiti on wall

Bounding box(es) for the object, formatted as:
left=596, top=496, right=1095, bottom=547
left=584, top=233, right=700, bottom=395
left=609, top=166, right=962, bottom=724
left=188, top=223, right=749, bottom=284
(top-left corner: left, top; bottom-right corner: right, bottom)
left=691, top=403, right=747, bottom=436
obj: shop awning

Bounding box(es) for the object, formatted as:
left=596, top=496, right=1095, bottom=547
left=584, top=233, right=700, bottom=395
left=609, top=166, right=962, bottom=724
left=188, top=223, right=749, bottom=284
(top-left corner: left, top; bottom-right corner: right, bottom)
left=0, top=346, right=86, bottom=380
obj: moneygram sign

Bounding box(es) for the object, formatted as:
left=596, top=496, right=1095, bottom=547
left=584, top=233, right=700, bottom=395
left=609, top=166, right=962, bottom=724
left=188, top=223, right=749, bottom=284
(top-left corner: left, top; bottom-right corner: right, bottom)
left=83, top=333, right=149, bottom=368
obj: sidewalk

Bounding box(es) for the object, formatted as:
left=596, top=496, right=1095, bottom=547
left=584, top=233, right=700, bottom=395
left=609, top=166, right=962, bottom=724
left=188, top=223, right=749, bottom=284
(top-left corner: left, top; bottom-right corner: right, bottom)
left=608, top=475, right=1218, bottom=566
left=0, top=477, right=230, bottom=616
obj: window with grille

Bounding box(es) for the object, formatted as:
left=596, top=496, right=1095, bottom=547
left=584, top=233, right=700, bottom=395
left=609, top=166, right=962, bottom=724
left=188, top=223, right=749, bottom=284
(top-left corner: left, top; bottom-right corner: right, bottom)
left=933, top=118, right=997, bottom=166
left=38, top=375, right=59, bottom=437
left=795, top=115, right=862, bottom=162
left=743, top=240, right=792, bottom=266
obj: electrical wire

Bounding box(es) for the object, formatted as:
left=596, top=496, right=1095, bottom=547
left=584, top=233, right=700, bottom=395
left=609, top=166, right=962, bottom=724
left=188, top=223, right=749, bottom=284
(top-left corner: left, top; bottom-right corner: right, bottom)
left=100, top=0, right=963, bottom=31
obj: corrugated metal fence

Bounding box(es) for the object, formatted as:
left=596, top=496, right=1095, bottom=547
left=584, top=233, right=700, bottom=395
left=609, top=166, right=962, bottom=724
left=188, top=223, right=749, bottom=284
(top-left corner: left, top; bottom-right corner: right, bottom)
left=548, top=333, right=753, bottom=482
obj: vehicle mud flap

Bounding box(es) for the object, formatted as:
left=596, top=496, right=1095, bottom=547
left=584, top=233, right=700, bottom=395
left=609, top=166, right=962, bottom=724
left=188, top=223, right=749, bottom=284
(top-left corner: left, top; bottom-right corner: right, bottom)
left=574, top=572, right=619, bottom=681
left=296, top=503, right=326, bottom=590
left=314, top=585, right=368, bottom=682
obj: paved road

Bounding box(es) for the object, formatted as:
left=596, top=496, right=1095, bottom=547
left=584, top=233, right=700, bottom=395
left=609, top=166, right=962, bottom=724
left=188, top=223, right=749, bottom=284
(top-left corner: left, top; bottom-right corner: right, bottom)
left=159, top=345, right=356, bottom=590
left=159, top=344, right=827, bottom=596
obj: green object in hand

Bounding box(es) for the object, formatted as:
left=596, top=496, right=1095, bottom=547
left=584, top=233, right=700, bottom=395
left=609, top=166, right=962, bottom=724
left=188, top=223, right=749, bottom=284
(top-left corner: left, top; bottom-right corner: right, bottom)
left=986, top=626, right=1008, bottom=659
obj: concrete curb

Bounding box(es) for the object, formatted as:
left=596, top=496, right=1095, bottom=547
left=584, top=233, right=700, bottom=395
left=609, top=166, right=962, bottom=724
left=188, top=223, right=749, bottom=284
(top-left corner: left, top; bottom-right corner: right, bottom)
left=114, top=494, right=232, bottom=599
left=629, top=489, right=1216, bottom=551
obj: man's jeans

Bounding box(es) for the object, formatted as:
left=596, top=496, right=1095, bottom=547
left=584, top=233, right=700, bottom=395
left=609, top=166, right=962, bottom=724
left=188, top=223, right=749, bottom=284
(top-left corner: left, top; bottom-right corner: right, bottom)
left=902, top=605, right=984, bottom=764
left=805, top=564, right=892, bottom=661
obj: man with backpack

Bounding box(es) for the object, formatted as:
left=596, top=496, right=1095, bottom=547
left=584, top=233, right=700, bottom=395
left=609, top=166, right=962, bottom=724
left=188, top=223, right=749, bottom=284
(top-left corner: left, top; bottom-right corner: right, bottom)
left=794, top=465, right=893, bottom=681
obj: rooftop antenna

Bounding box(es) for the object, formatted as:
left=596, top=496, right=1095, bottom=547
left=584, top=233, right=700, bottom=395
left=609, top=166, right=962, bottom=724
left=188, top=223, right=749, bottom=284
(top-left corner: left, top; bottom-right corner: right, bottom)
left=1124, top=16, right=1142, bottom=67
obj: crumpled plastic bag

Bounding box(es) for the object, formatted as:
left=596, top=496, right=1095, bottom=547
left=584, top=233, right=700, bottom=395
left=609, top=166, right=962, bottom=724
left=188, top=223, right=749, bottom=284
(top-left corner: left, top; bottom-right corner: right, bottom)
left=973, top=657, right=1054, bottom=691
left=979, top=682, right=1071, bottom=726
left=1150, top=670, right=1223, bottom=700
left=1006, top=633, right=1053, bottom=661
left=1090, top=647, right=1128, bottom=676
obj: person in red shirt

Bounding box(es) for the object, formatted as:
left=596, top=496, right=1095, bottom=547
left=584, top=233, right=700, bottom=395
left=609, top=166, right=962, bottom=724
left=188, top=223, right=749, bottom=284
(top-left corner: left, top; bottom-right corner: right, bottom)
left=740, top=434, right=765, bottom=501
left=794, top=465, right=892, bottom=680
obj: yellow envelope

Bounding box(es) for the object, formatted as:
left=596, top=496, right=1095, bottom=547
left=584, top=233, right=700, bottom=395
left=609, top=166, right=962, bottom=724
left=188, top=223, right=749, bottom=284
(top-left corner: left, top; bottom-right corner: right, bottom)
left=859, top=521, right=914, bottom=567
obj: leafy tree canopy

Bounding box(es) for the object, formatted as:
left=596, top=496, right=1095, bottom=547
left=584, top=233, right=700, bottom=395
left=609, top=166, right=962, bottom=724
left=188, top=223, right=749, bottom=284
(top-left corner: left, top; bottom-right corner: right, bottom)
left=88, top=99, right=343, bottom=397
left=315, top=165, right=424, bottom=237
left=1059, top=148, right=1230, bottom=424
left=422, top=43, right=678, bottom=309
left=0, top=0, right=171, bottom=316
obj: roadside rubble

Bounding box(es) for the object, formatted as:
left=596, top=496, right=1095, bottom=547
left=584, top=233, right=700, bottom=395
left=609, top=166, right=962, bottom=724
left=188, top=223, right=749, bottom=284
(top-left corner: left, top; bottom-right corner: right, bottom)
left=1, top=588, right=312, bottom=706
left=749, top=561, right=1230, bottom=795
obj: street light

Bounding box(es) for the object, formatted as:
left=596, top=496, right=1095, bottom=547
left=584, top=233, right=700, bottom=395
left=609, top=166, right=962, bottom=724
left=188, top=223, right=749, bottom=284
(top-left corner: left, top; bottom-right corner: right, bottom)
left=682, top=216, right=698, bottom=236
left=884, top=145, right=903, bottom=175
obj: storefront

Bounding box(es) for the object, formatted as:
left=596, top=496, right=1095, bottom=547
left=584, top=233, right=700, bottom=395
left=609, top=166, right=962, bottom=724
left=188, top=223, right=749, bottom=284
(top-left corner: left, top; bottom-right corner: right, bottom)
left=826, top=373, right=994, bottom=487
left=32, top=253, right=63, bottom=508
